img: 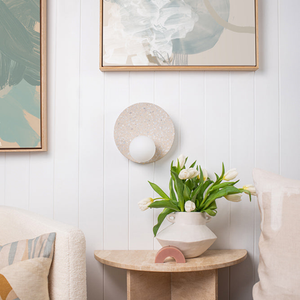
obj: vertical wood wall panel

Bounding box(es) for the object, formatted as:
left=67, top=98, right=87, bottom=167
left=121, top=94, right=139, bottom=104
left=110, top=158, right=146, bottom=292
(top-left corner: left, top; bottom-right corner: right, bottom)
left=255, top=0, right=280, bottom=173
left=53, top=0, right=81, bottom=227
left=28, top=0, right=57, bottom=218
left=103, top=73, right=130, bottom=300
left=3, top=0, right=299, bottom=299
left=180, top=73, right=205, bottom=163
left=205, top=73, right=231, bottom=249
left=129, top=72, right=155, bottom=250
left=254, top=0, right=280, bottom=284
left=205, top=72, right=230, bottom=300
left=230, top=73, right=255, bottom=300
left=104, top=73, right=130, bottom=249
left=279, top=0, right=300, bottom=180
left=79, top=0, right=104, bottom=299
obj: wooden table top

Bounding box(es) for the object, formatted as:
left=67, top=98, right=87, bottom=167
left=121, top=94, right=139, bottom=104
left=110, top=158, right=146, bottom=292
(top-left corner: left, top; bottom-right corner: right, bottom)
left=94, top=249, right=247, bottom=273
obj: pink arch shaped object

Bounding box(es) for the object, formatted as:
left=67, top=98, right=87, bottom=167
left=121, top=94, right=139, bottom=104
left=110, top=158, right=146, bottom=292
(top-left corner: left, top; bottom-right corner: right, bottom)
left=155, top=246, right=186, bottom=264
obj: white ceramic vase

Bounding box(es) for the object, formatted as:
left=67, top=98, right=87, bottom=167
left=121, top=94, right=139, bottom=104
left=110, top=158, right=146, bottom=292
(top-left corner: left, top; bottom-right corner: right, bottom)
left=156, top=212, right=217, bottom=258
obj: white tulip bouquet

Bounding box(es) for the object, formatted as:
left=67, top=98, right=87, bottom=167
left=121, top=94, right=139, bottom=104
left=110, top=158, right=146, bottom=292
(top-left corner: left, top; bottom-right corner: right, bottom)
left=138, top=155, right=256, bottom=236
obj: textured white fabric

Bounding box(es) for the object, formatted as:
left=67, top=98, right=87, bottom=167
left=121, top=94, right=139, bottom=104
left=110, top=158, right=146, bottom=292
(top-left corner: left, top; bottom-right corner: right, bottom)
left=253, top=169, right=300, bottom=300
left=0, top=206, right=87, bottom=300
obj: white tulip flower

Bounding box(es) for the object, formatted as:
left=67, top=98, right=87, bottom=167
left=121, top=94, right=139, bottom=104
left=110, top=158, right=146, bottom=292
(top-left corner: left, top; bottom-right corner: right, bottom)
left=138, top=197, right=154, bottom=211
left=223, top=168, right=238, bottom=181
left=243, top=185, right=257, bottom=196
left=187, top=168, right=200, bottom=179
left=202, top=168, right=208, bottom=181
left=179, top=168, right=200, bottom=180
left=225, top=194, right=242, bottom=202
left=177, top=154, right=186, bottom=169
left=178, top=169, right=190, bottom=180
left=185, top=200, right=196, bottom=212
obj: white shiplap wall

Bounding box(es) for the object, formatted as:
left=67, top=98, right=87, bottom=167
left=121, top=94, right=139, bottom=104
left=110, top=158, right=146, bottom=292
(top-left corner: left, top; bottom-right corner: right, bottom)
left=1, top=0, right=300, bottom=299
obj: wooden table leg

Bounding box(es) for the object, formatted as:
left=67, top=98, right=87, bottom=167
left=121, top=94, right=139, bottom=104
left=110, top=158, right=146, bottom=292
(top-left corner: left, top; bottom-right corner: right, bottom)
left=171, top=270, right=218, bottom=300
left=127, top=269, right=218, bottom=300
left=127, top=270, right=171, bottom=300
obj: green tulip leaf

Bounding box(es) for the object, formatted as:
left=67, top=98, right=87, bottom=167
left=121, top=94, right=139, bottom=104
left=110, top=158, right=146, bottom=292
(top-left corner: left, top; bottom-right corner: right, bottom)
left=186, top=179, right=193, bottom=191
left=170, top=160, right=174, bottom=169
left=176, top=159, right=181, bottom=174
left=209, top=180, right=239, bottom=193
left=203, top=186, right=241, bottom=210
left=171, top=199, right=179, bottom=206
left=169, top=178, right=177, bottom=201
left=190, top=178, right=198, bottom=190
left=196, top=180, right=213, bottom=209
left=149, top=200, right=180, bottom=211
left=189, top=160, right=197, bottom=169
left=215, top=173, right=220, bottom=181
left=242, top=189, right=252, bottom=201
left=208, top=200, right=217, bottom=210
left=170, top=160, right=179, bottom=175
left=221, top=162, right=225, bottom=178
left=199, top=167, right=204, bottom=184
left=197, top=180, right=214, bottom=202
left=148, top=181, right=170, bottom=200
left=199, top=189, right=219, bottom=210
left=200, top=179, right=214, bottom=194
left=184, top=157, right=188, bottom=165
left=171, top=171, right=185, bottom=211
left=194, top=177, right=201, bottom=186
left=153, top=208, right=175, bottom=236
left=205, top=209, right=217, bottom=217
left=191, top=183, right=203, bottom=202
left=183, top=184, right=191, bottom=201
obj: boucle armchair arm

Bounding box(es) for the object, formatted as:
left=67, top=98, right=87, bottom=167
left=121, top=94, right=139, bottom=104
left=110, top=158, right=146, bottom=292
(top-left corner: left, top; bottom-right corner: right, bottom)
left=0, top=206, right=87, bottom=300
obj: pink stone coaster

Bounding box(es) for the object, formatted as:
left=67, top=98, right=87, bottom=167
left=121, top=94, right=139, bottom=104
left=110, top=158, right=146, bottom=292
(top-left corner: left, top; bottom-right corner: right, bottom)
left=155, top=246, right=186, bottom=264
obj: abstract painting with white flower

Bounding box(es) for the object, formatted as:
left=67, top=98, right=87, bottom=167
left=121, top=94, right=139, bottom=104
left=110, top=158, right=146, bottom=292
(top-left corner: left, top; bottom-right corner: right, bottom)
left=101, top=0, right=258, bottom=70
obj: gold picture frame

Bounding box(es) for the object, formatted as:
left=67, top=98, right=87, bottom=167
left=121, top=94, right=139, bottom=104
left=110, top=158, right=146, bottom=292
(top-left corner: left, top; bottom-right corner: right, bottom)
left=100, top=0, right=259, bottom=71
left=0, top=0, right=47, bottom=152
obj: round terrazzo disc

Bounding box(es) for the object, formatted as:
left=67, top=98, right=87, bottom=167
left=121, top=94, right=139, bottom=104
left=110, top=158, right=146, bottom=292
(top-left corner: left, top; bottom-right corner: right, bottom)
left=114, top=103, right=175, bottom=164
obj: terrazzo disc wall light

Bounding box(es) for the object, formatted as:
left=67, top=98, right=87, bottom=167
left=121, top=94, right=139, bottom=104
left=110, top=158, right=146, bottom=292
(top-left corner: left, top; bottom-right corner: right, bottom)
left=114, top=103, right=175, bottom=164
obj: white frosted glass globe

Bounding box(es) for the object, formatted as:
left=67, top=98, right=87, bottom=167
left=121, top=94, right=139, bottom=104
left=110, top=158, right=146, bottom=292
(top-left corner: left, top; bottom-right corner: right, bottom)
left=129, top=136, right=156, bottom=163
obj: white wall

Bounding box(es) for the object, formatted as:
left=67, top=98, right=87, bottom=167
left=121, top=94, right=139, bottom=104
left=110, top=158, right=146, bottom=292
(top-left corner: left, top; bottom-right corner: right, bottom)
left=1, top=0, right=299, bottom=299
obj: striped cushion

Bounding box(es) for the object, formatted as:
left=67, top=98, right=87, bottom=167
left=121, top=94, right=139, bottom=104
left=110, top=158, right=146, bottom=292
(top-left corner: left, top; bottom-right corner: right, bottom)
left=0, top=233, right=56, bottom=300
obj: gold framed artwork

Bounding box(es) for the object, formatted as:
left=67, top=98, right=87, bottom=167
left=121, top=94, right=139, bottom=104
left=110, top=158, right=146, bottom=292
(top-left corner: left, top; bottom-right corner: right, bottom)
left=0, top=0, right=47, bottom=152
left=100, top=0, right=258, bottom=71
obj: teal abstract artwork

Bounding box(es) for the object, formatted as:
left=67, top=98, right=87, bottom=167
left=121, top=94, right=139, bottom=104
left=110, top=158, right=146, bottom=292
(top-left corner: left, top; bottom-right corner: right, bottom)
left=0, top=0, right=45, bottom=150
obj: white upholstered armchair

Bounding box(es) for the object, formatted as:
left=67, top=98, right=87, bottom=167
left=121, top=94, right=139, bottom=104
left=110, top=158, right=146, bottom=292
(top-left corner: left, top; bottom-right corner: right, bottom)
left=0, top=206, right=87, bottom=300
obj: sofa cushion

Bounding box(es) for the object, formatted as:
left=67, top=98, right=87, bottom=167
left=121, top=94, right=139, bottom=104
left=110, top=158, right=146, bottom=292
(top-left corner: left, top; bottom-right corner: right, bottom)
left=253, top=169, right=300, bottom=300
left=0, top=232, right=56, bottom=300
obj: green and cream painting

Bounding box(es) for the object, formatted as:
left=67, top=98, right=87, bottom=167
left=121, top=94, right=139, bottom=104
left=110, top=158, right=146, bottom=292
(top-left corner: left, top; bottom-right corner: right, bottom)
left=0, top=0, right=43, bottom=150
left=101, top=0, right=258, bottom=70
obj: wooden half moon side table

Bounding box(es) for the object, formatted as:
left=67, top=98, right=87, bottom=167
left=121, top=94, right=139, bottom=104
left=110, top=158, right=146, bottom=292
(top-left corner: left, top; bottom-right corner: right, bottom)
left=94, top=249, right=247, bottom=300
